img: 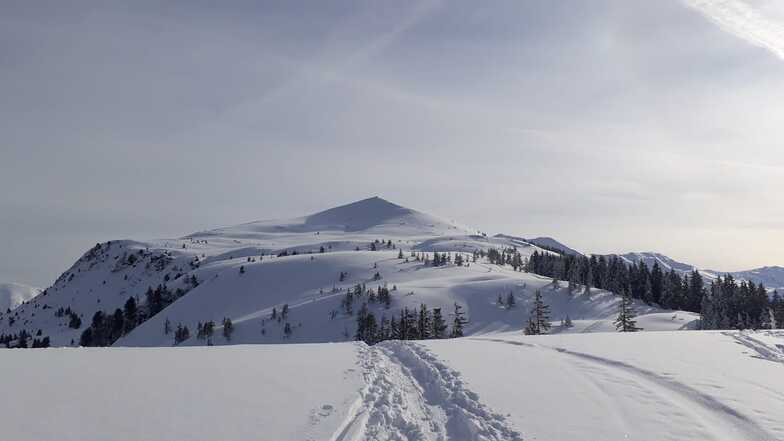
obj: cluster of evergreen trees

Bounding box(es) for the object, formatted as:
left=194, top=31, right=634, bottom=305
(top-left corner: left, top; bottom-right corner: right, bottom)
left=173, top=323, right=190, bottom=345
left=54, top=306, right=82, bottom=329
left=80, top=278, right=199, bottom=347
left=405, top=251, right=471, bottom=267
left=355, top=302, right=467, bottom=345
left=145, top=281, right=194, bottom=317
left=525, top=251, right=704, bottom=310
left=524, top=250, right=782, bottom=330
left=369, top=239, right=396, bottom=251
left=260, top=304, right=295, bottom=339
left=701, top=275, right=780, bottom=330
left=341, top=283, right=392, bottom=315
left=0, top=330, right=50, bottom=348
left=195, top=320, right=215, bottom=343
left=487, top=248, right=525, bottom=271
left=79, top=296, right=139, bottom=346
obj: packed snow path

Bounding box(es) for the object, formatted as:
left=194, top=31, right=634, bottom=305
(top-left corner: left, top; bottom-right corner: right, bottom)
left=333, top=341, right=523, bottom=441
left=472, top=336, right=777, bottom=441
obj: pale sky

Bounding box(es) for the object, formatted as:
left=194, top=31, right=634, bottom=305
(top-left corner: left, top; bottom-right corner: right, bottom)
left=2, top=0, right=784, bottom=287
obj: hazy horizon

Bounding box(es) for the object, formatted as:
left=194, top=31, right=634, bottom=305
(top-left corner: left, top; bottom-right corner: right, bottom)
left=3, top=0, right=784, bottom=287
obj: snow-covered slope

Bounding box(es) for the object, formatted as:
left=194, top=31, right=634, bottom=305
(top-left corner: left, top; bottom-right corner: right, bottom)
left=425, top=330, right=784, bottom=441
left=116, top=250, right=698, bottom=347
left=2, top=330, right=782, bottom=441
left=617, top=252, right=699, bottom=274
left=0, top=282, right=41, bottom=311
left=725, top=266, right=784, bottom=291
left=524, top=236, right=583, bottom=256
left=0, top=197, right=693, bottom=347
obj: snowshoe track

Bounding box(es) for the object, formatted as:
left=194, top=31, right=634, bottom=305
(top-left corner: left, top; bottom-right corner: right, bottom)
left=477, top=337, right=775, bottom=441
left=333, top=342, right=523, bottom=441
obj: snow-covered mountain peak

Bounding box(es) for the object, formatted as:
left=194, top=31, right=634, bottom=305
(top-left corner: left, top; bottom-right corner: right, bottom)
left=725, top=266, right=784, bottom=291
left=195, top=196, right=472, bottom=239
left=303, top=196, right=424, bottom=232
left=527, top=237, right=583, bottom=256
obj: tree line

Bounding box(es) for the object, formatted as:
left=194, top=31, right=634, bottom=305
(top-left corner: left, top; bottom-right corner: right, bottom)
left=524, top=250, right=783, bottom=330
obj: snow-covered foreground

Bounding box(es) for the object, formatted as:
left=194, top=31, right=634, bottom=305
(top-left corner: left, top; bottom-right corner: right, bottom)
left=0, top=343, right=364, bottom=441
left=3, top=330, right=782, bottom=441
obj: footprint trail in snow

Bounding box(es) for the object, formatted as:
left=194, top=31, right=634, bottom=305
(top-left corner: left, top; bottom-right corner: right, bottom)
left=333, top=341, right=523, bottom=441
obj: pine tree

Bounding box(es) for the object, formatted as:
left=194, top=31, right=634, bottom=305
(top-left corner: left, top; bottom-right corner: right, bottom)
left=506, top=291, right=516, bottom=309
left=450, top=303, right=467, bottom=338
left=417, top=304, right=432, bottom=339
left=523, top=317, right=538, bottom=336
left=525, top=290, right=551, bottom=335
left=431, top=308, right=448, bottom=339
left=615, top=293, right=642, bottom=332
left=534, top=290, right=551, bottom=333
left=355, top=303, right=370, bottom=343
left=123, top=297, right=138, bottom=333
left=583, top=262, right=593, bottom=297
left=222, top=317, right=234, bottom=341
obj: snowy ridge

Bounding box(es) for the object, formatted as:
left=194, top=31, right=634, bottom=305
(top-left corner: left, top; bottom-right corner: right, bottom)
left=525, top=236, right=583, bottom=256
left=618, top=251, right=784, bottom=290
left=616, top=252, right=698, bottom=274
left=726, top=266, right=784, bottom=291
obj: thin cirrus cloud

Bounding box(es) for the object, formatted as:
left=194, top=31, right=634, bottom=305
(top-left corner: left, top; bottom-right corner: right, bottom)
left=685, top=0, right=784, bottom=60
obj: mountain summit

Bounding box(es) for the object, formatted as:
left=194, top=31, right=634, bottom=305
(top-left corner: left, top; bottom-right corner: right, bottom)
left=303, top=196, right=421, bottom=232
left=200, top=196, right=470, bottom=238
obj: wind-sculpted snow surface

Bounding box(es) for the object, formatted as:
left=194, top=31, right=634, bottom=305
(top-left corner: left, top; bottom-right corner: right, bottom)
left=728, top=330, right=784, bottom=364
left=425, top=331, right=784, bottom=441
left=335, top=341, right=523, bottom=441
left=2, top=331, right=783, bottom=440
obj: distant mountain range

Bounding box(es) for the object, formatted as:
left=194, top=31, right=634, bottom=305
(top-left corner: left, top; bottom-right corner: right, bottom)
left=611, top=252, right=784, bottom=291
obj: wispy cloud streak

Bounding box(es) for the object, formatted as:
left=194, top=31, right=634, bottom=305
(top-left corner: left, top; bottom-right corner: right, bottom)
left=686, top=0, right=784, bottom=60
